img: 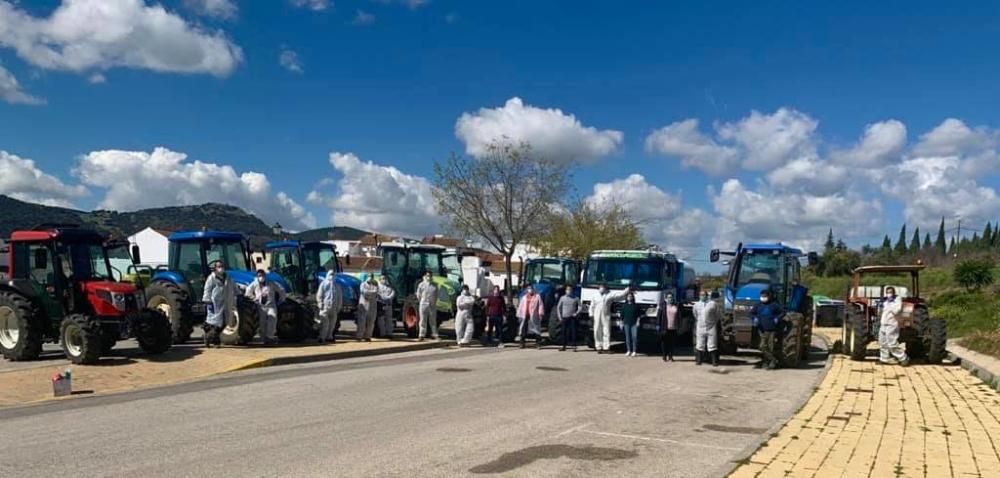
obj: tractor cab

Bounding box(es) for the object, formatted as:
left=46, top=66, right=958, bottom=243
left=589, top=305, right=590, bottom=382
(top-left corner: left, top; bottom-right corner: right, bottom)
left=264, top=240, right=360, bottom=314
left=380, top=243, right=460, bottom=337
left=519, top=257, right=581, bottom=317
left=841, top=265, right=946, bottom=363
left=0, top=225, right=171, bottom=364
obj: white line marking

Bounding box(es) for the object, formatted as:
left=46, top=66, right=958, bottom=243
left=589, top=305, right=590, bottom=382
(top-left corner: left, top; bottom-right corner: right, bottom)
left=556, top=422, right=594, bottom=437
left=577, top=429, right=742, bottom=451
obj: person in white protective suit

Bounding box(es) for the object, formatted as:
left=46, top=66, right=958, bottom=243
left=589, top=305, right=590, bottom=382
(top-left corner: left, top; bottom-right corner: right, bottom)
left=417, top=271, right=440, bottom=341
left=454, top=285, right=476, bottom=346
left=878, top=286, right=909, bottom=366
left=202, top=262, right=235, bottom=348
left=315, top=269, right=342, bottom=344
left=357, top=274, right=380, bottom=342
left=377, top=275, right=396, bottom=339
left=693, top=290, right=721, bottom=366
left=245, top=269, right=287, bottom=346
left=588, top=284, right=631, bottom=354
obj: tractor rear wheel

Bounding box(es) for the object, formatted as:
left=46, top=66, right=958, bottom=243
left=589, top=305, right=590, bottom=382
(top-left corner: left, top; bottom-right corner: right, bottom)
left=146, top=281, right=193, bottom=344
left=221, top=298, right=259, bottom=345
left=925, top=318, right=947, bottom=364
left=0, top=291, right=44, bottom=361
left=849, top=309, right=868, bottom=361
left=60, top=314, right=103, bottom=365
left=276, top=299, right=309, bottom=343
left=548, top=309, right=564, bottom=347
left=781, top=313, right=804, bottom=368
left=403, top=298, right=419, bottom=338
left=135, top=309, right=172, bottom=354
left=907, top=307, right=930, bottom=360
left=799, top=296, right=814, bottom=360
left=718, top=315, right=738, bottom=355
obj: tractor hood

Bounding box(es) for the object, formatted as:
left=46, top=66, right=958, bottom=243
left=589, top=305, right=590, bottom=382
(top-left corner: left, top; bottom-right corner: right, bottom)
left=311, top=271, right=360, bottom=301
left=734, top=282, right=771, bottom=302
left=81, top=280, right=139, bottom=295
left=227, top=269, right=292, bottom=293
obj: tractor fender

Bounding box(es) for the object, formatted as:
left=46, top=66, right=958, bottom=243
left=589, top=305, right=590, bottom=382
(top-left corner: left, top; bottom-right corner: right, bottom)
left=151, top=270, right=187, bottom=288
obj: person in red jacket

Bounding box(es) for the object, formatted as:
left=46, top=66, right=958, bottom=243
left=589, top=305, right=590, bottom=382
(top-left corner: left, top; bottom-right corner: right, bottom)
left=484, top=286, right=506, bottom=346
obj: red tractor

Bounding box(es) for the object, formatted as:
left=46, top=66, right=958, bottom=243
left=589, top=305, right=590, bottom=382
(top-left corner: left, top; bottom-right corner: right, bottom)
left=0, top=225, right=172, bottom=365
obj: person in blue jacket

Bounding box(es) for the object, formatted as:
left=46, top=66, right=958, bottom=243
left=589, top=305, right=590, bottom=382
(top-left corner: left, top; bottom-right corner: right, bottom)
left=752, top=289, right=785, bottom=370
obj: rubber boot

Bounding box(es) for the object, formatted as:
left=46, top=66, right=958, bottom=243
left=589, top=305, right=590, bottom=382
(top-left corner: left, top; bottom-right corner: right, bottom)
left=695, top=350, right=703, bottom=366
left=712, top=351, right=719, bottom=367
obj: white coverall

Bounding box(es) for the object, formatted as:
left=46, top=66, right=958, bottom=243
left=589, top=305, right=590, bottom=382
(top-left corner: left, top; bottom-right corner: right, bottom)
left=417, top=279, right=439, bottom=339
left=203, top=273, right=235, bottom=328
left=878, top=296, right=908, bottom=364
left=378, top=281, right=396, bottom=338
left=455, top=292, right=476, bottom=345
left=588, top=289, right=629, bottom=351
left=357, top=280, right=380, bottom=340
left=245, top=279, right=286, bottom=342
left=694, top=299, right=721, bottom=352
left=316, top=272, right=342, bottom=341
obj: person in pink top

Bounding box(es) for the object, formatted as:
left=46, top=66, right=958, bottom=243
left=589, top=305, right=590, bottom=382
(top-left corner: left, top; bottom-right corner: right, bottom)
left=516, top=285, right=545, bottom=349
left=657, top=293, right=679, bottom=362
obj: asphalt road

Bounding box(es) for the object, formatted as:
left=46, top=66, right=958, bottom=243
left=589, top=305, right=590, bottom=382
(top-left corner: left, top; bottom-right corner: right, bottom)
left=0, top=342, right=828, bottom=478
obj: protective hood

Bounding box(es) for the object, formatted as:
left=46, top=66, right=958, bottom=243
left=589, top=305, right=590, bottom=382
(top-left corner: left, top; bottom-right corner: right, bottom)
left=734, top=282, right=771, bottom=302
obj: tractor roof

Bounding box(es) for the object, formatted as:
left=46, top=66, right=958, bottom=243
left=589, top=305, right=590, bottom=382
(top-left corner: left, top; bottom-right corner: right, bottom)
left=528, top=257, right=578, bottom=264
left=743, top=242, right=804, bottom=255
left=10, top=227, right=104, bottom=243
left=264, top=240, right=301, bottom=250
left=853, top=265, right=925, bottom=275
left=169, top=230, right=245, bottom=242
left=590, top=250, right=676, bottom=261
left=380, top=242, right=446, bottom=252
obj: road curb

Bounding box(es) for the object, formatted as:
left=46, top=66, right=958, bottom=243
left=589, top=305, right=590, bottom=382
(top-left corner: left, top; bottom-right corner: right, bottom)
left=947, top=342, right=1000, bottom=391
left=217, top=340, right=454, bottom=373
left=719, top=331, right=836, bottom=478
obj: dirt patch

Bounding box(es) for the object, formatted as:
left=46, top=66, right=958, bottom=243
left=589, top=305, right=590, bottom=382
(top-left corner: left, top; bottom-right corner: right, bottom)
left=535, top=366, right=568, bottom=372
left=469, top=444, right=637, bottom=474
left=436, top=367, right=472, bottom=373
left=702, top=424, right=769, bottom=434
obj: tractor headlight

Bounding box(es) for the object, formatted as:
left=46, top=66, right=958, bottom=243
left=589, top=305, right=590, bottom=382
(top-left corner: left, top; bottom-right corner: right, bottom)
left=734, top=304, right=753, bottom=313
left=645, top=306, right=659, bottom=317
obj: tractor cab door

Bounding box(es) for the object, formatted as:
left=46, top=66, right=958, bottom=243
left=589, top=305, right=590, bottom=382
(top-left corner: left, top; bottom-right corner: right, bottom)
left=562, top=261, right=580, bottom=286
left=171, top=241, right=208, bottom=299
left=271, top=248, right=303, bottom=294
left=382, top=249, right=407, bottom=304
left=11, top=242, right=65, bottom=318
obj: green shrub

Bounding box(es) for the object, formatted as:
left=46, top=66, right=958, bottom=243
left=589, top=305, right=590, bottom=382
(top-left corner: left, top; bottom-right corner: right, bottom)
left=954, top=259, right=995, bottom=291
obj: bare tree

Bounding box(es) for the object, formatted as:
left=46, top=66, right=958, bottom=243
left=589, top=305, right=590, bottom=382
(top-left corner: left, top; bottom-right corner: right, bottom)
left=538, top=199, right=645, bottom=260
left=432, top=139, right=570, bottom=299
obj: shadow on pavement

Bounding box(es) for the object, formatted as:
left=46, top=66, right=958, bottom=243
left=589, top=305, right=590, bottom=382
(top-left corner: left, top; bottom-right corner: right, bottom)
left=469, top=444, right=638, bottom=474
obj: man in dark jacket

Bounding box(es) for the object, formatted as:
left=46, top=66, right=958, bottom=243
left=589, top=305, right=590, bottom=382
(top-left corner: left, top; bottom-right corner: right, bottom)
left=752, top=289, right=785, bottom=370
left=484, top=286, right=506, bottom=346
left=556, top=285, right=580, bottom=351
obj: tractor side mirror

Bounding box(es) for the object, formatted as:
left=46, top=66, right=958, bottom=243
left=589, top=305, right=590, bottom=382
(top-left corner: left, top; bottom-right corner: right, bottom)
left=346, top=254, right=351, bottom=265
left=255, top=256, right=262, bottom=264
left=34, top=248, right=48, bottom=270
left=807, top=252, right=819, bottom=266
left=710, top=249, right=720, bottom=263
left=131, top=245, right=141, bottom=265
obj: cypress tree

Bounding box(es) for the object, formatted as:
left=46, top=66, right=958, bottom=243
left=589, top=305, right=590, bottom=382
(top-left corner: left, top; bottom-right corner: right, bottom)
left=935, top=217, right=947, bottom=255
left=949, top=237, right=956, bottom=255
left=909, top=227, right=921, bottom=252
left=882, top=235, right=892, bottom=250
left=983, top=222, right=993, bottom=249
left=824, top=229, right=835, bottom=251
left=923, top=233, right=932, bottom=250
left=895, top=224, right=908, bottom=255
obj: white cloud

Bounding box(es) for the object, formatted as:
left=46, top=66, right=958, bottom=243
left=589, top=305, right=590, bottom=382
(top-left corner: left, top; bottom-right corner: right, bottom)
left=716, top=108, right=818, bottom=170
left=912, top=118, right=999, bottom=175
left=279, top=47, right=303, bottom=73
left=0, top=0, right=243, bottom=77
left=881, top=156, right=1000, bottom=230
left=455, top=97, right=624, bottom=164
left=73, top=147, right=316, bottom=230
left=290, top=0, right=330, bottom=11
left=0, top=64, right=43, bottom=104
left=766, top=157, right=848, bottom=195
left=87, top=73, right=106, bottom=84
left=184, top=0, right=238, bottom=20
left=308, top=152, right=441, bottom=237
left=352, top=10, right=375, bottom=26
left=711, top=179, right=882, bottom=252
left=371, top=0, right=428, bottom=9
left=586, top=174, right=711, bottom=257
left=644, top=119, right=739, bottom=175
left=0, top=150, right=88, bottom=207
left=831, top=119, right=906, bottom=167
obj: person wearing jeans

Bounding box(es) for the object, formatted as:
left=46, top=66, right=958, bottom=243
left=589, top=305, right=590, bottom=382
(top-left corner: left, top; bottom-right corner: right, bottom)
left=484, top=286, right=506, bottom=345
left=658, top=293, right=678, bottom=362
left=556, top=285, right=580, bottom=351
left=621, top=292, right=640, bottom=357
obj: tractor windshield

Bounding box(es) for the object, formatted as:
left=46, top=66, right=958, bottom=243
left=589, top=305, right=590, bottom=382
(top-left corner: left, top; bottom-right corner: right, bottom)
left=205, top=240, right=249, bottom=271
left=301, top=245, right=341, bottom=274
left=105, top=243, right=134, bottom=281
left=408, top=250, right=443, bottom=276
left=583, top=259, right=665, bottom=290
left=60, top=242, right=113, bottom=281
left=525, top=261, right=564, bottom=284
left=733, top=251, right=782, bottom=289
left=443, top=254, right=461, bottom=277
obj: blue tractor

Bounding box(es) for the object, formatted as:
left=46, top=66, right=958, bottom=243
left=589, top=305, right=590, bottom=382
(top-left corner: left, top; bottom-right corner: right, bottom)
left=264, top=240, right=362, bottom=340
left=143, top=231, right=299, bottom=345
left=710, top=242, right=818, bottom=367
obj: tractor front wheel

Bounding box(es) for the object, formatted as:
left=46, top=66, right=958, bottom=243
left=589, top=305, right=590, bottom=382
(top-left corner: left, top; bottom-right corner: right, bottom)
left=135, top=309, right=172, bottom=355
left=221, top=298, right=259, bottom=346
left=403, top=298, right=419, bottom=338
left=276, top=299, right=310, bottom=343
left=780, top=313, right=804, bottom=368
left=60, top=315, right=103, bottom=365
left=718, top=314, right=739, bottom=355
left=0, top=291, right=44, bottom=361
left=146, top=281, right=193, bottom=344
left=925, top=318, right=947, bottom=364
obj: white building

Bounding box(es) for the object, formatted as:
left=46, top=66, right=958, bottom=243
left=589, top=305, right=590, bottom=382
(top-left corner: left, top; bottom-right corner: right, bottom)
left=128, top=227, right=171, bottom=266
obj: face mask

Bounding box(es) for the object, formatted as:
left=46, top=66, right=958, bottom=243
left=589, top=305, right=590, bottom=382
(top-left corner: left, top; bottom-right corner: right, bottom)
left=700, top=295, right=708, bottom=302
left=257, top=277, right=266, bottom=284
left=760, top=297, right=769, bottom=303
left=424, top=277, right=431, bottom=283
left=665, top=296, right=673, bottom=304
left=527, top=289, right=534, bottom=295
left=462, top=290, right=470, bottom=296
left=600, top=288, right=608, bottom=295
left=215, top=269, right=225, bottom=278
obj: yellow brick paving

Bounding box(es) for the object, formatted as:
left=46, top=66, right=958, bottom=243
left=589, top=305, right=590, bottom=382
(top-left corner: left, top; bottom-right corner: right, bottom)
left=730, top=329, right=1000, bottom=478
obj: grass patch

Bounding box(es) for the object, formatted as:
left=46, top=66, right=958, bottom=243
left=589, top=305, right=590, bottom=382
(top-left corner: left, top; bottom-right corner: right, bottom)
left=960, top=330, right=1000, bottom=358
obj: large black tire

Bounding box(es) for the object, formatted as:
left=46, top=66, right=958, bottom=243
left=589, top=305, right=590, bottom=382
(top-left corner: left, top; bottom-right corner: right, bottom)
left=799, top=296, right=813, bottom=360
left=0, top=290, right=44, bottom=361
left=221, top=298, right=259, bottom=345
left=907, top=307, right=929, bottom=359
left=135, top=309, right=172, bottom=355
left=60, top=314, right=103, bottom=365
left=718, top=314, right=739, bottom=355
left=502, top=309, right=518, bottom=343
left=849, top=308, right=868, bottom=361
left=100, top=326, right=119, bottom=355
left=841, top=314, right=852, bottom=356
left=548, top=309, right=564, bottom=347
left=781, top=313, right=804, bottom=368
left=925, top=318, right=947, bottom=364
left=403, top=297, right=419, bottom=338
left=276, top=299, right=310, bottom=343
left=146, top=281, right=194, bottom=344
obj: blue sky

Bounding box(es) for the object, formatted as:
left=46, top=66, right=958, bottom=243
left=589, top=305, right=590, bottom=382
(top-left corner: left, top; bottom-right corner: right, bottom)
left=3, top=0, right=1000, bottom=263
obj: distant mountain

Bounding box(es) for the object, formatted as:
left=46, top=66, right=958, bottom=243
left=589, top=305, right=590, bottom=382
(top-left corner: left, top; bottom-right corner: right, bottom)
left=0, top=195, right=376, bottom=247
